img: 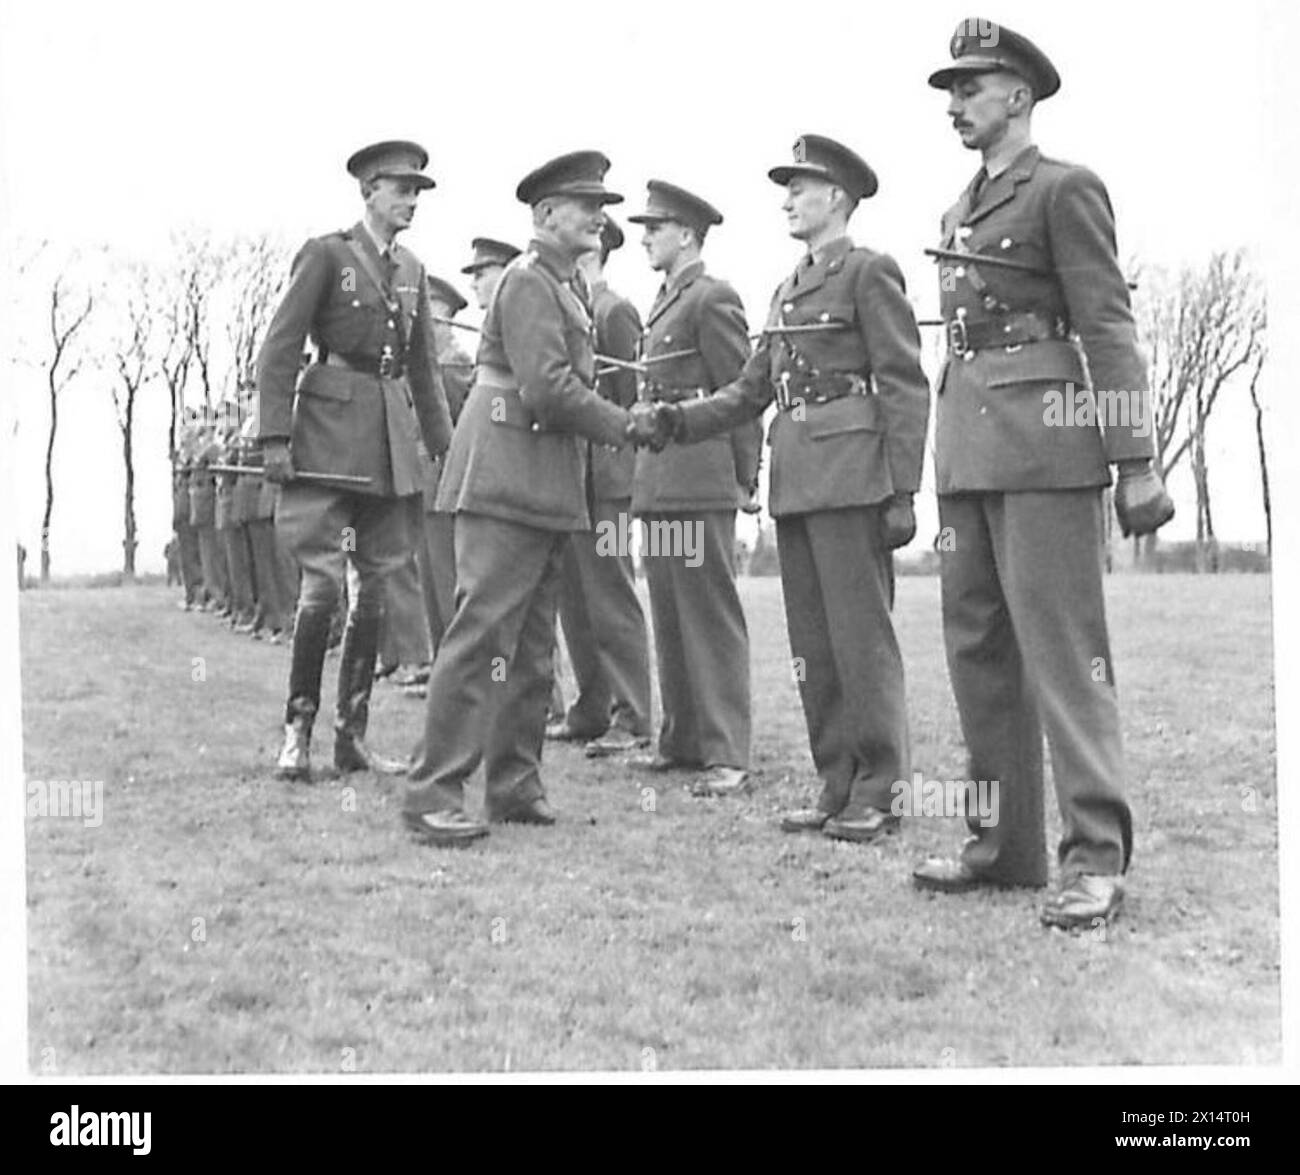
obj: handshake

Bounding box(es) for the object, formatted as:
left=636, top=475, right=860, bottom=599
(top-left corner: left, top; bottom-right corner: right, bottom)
left=625, top=402, right=684, bottom=452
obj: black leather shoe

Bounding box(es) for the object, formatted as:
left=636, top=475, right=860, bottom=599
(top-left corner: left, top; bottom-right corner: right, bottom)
left=490, top=797, right=557, bottom=826
left=545, top=720, right=602, bottom=742
left=584, top=730, right=651, bottom=758
left=822, top=808, right=900, bottom=844
left=780, top=807, right=831, bottom=833
left=912, top=857, right=990, bottom=893
left=402, top=809, right=489, bottom=846
left=689, top=767, right=749, bottom=797
left=1040, top=873, right=1124, bottom=929
left=334, top=733, right=408, bottom=776
left=628, top=753, right=693, bottom=772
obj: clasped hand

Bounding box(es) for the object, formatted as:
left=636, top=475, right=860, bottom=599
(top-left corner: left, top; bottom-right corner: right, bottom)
left=626, top=402, right=679, bottom=452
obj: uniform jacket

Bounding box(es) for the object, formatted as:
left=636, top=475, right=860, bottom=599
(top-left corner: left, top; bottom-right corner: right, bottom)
left=172, top=477, right=192, bottom=529
left=422, top=340, right=474, bottom=513
left=434, top=239, right=631, bottom=531
left=678, top=237, right=929, bottom=518
left=631, top=260, right=754, bottom=514
left=588, top=281, right=642, bottom=503
left=934, top=146, right=1153, bottom=493
left=255, top=221, right=452, bottom=497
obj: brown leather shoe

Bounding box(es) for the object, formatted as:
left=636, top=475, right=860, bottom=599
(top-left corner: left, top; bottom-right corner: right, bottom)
left=822, top=808, right=900, bottom=843
left=402, top=809, right=489, bottom=846
left=1040, top=873, right=1125, bottom=929
left=689, top=767, right=749, bottom=797
left=489, top=797, right=557, bottom=826
left=584, top=730, right=651, bottom=759
left=780, top=807, right=831, bottom=833
left=912, top=857, right=990, bottom=893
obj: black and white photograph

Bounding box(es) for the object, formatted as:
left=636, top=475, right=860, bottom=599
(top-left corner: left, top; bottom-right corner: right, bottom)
left=2, top=0, right=1295, bottom=1100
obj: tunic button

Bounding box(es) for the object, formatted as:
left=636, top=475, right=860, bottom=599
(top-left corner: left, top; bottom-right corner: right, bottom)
left=664, top=335, right=672, bottom=344
left=955, top=266, right=966, bottom=278
left=351, top=299, right=361, bottom=308
left=819, top=312, right=830, bottom=322
left=1000, top=237, right=1013, bottom=249
left=979, top=406, right=988, bottom=415
left=783, top=302, right=794, bottom=313
left=387, top=319, right=395, bottom=329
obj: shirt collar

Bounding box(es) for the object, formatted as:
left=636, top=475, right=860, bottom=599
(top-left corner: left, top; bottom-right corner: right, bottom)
left=361, top=218, right=395, bottom=259
left=809, top=235, right=853, bottom=268
left=665, top=257, right=705, bottom=296
left=529, top=237, right=578, bottom=281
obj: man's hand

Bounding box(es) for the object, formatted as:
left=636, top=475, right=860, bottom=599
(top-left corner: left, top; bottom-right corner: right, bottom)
left=261, top=440, right=295, bottom=485
left=881, top=493, right=917, bottom=549
left=1114, top=459, right=1175, bottom=537
left=625, top=402, right=681, bottom=452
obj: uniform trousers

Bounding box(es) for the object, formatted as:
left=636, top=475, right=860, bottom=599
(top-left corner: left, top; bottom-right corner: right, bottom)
left=641, top=509, right=750, bottom=769
left=776, top=505, right=908, bottom=816
left=405, top=513, right=568, bottom=817
left=556, top=495, right=651, bottom=738
left=939, top=489, right=1132, bottom=883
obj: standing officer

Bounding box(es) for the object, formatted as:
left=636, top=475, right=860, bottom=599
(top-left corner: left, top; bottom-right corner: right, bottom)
left=189, top=417, right=227, bottom=614
left=550, top=218, right=653, bottom=756
left=626, top=180, right=754, bottom=797
left=913, top=21, right=1175, bottom=927
left=461, top=238, right=522, bottom=311
left=413, top=273, right=475, bottom=665
left=172, top=459, right=203, bottom=609
left=402, top=151, right=641, bottom=846
left=256, top=140, right=452, bottom=782
left=644, top=136, right=929, bottom=841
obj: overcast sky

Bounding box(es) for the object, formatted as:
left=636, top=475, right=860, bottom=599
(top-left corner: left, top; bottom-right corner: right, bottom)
left=0, top=0, right=1293, bottom=573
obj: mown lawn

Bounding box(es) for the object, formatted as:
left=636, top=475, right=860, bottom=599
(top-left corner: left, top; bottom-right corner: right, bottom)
left=21, top=573, right=1279, bottom=1073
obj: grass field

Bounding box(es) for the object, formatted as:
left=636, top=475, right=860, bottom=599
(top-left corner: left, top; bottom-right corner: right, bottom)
left=21, top=574, right=1279, bottom=1073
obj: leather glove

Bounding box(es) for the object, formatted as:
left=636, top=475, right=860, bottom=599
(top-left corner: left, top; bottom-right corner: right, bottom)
left=881, top=493, right=917, bottom=550
left=1114, top=459, right=1175, bottom=537
left=261, top=440, right=295, bottom=485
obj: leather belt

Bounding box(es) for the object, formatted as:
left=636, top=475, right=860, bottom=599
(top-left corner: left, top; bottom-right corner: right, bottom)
left=945, top=310, right=1068, bottom=358
left=326, top=350, right=405, bottom=379
left=775, top=371, right=869, bottom=411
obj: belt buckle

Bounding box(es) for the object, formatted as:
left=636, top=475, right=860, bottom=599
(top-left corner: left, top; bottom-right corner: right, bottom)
left=378, top=349, right=395, bottom=378
left=946, top=314, right=971, bottom=359
left=776, top=371, right=791, bottom=411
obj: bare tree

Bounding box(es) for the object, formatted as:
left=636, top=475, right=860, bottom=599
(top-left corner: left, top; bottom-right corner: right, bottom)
left=1135, top=249, right=1265, bottom=569
left=178, top=232, right=222, bottom=411
left=159, top=237, right=199, bottom=462
left=107, top=262, right=154, bottom=576
left=40, top=272, right=95, bottom=583
left=225, top=233, right=288, bottom=401
left=1246, top=344, right=1270, bottom=558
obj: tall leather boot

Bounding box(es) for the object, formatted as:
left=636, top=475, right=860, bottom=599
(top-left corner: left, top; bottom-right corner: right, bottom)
left=275, top=606, right=332, bottom=781
left=334, top=609, right=407, bottom=775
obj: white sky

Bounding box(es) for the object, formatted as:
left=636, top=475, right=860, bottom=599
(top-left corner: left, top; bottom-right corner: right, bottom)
left=0, top=0, right=1293, bottom=572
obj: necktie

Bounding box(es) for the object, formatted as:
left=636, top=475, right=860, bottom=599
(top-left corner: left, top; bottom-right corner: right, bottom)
left=971, top=167, right=989, bottom=205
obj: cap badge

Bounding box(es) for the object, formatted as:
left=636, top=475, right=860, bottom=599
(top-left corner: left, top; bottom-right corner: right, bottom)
left=792, top=137, right=807, bottom=164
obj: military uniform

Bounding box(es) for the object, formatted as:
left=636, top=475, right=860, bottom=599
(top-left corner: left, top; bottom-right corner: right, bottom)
left=220, top=423, right=258, bottom=630
left=403, top=151, right=633, bottom=839
left=416, top=332, right=473, bottom=652
left=256, top=140, right=452, bottom=777
left=172, top=465, right=203, bottom=607
left=672, top=137, right=929, bottom=831
left=188, top=442, right=227, bottom=612
left=920, top=24, right=1165, bottom=902
left=554, top=221, right=652, bottom=748
left=628, top=183, right=754, bottom=776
